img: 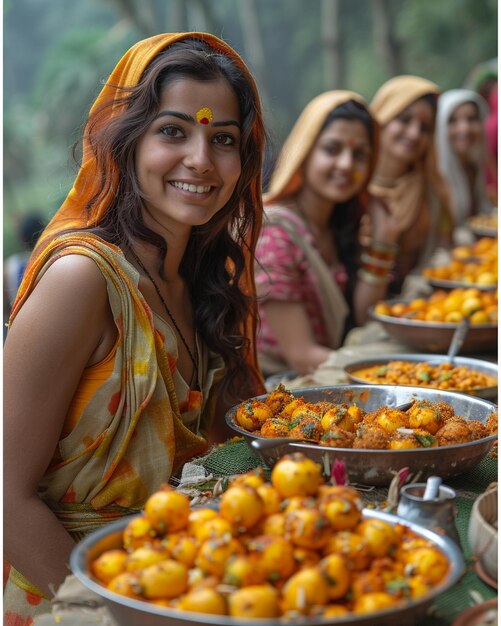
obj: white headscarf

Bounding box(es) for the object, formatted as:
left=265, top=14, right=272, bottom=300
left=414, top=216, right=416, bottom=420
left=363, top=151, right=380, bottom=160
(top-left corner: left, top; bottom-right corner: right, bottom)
left=436, top=89, right=492, bottom=226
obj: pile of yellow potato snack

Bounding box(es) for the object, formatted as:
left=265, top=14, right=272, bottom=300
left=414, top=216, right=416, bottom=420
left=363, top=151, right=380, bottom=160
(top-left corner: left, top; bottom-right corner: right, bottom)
left=374, top=287, right=497, bottom=324
left=422, top=237, right=497, bottom=287
left=350, top=360, right=498, bottom=393
left=90, top=453, right=453, bottom=619
left=233, top=385, right=497, bottom=449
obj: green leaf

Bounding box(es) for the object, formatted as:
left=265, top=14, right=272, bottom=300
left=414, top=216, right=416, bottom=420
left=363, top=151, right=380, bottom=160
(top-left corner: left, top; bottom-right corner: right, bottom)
left=414, top=433, right=437, bottom=447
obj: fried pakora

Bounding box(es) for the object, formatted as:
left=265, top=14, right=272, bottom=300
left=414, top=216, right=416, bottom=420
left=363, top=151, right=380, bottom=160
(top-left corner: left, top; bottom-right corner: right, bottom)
left=435, top=418, right=472, bottom=446
left=353, top=426, right=388, bottom=450
left=320, top=427, right=356, bottom=449
left=233, top=387, right=496, bottom=450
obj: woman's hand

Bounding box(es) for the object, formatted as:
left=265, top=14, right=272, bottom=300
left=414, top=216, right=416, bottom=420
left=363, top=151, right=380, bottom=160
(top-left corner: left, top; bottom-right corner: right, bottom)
left=366, top=195, right=400, bottom=245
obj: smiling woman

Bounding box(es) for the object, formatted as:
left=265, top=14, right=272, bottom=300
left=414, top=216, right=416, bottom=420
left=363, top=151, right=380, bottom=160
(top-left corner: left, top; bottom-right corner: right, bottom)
left=435, top=89, right=493, bottom=233
left=368, top=75, right=454, bottom=294
left=3, top=32, right=266, bottom=623
left=255, top=91, right=400, bottom=377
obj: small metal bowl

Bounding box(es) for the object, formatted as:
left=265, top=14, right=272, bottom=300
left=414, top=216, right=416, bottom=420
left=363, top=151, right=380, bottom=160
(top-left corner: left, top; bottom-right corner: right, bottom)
left=425, top=277, right=497, bottom=292
left=70, top=509, right=465, bottom=626
left=344, top=354, right=498, bottom=402
left=225, top=385, right=497, bottom=486
left=369, top=300, right=497, bottom=354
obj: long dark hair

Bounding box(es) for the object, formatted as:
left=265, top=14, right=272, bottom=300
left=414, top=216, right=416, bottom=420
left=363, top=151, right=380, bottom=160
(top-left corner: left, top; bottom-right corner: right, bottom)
left=322, top=100, right=376, bottom=330
left=78, top=38, right=265, bottom=404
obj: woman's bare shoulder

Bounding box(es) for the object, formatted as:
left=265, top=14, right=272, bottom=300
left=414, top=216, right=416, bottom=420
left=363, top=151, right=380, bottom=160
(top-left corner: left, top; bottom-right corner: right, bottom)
left=38, top=252, right=109, bottom=299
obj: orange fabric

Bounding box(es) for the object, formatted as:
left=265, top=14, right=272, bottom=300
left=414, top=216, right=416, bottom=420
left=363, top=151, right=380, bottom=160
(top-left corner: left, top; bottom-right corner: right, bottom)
left=12, top=31, right=265, bottom=395
left=61, top=352, right=117, bottom=438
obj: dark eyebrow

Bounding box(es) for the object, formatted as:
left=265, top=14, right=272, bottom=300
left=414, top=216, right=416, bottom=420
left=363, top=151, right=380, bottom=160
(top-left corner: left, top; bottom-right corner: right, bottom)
left=213, top=120, right=241, bottom=129
left=156, top=110, right=241, bottom=129
left=157, top=110, right=194, bottom=122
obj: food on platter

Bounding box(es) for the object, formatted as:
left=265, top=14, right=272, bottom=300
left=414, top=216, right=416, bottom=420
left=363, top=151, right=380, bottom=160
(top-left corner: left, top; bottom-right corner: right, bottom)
left=422, top=238, right=497, bottom=288
left=373, top=288, right=497, bottom=325
left=232, top=385, right=497, bottom=450
left=88, top=455, right=455, bottom=619
left=349, top=360, right=497, bottom=392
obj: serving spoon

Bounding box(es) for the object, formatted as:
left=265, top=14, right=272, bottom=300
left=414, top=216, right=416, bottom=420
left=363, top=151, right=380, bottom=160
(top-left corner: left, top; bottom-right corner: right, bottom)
left=447, top=316, right=470, bottom=366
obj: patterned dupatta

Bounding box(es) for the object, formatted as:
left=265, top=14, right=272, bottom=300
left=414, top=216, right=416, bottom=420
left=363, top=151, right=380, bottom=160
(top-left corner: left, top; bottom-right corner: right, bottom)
left=9, top=233, right=210, bottom=532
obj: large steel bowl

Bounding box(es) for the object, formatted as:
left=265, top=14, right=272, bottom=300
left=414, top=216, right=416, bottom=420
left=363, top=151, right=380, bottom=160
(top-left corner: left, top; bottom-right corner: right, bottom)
left=70, top=509, right=464, bottom=626
left=344, top=354, right=498, bottom=402
left=369, top=300, right=497, bottom=354
left=225, top=385, right=497, bottom=486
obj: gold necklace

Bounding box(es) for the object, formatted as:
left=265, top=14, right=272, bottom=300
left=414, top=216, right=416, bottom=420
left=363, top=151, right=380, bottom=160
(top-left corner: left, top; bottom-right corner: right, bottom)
left=129, top=247, right=200, bottom=391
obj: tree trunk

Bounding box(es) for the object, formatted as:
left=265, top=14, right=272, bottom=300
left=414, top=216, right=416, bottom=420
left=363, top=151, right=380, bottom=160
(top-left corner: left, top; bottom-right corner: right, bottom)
left=372, top=0, right=402, bottom=76
left=238, top=0, right=271, bottom=113
left=108, top=0, right=156, bottom=36
left=191, top=0, right=219, bottom=35
left=170, top=0, right=189, bottom=32
left=322, top=0, right=343, bottom=89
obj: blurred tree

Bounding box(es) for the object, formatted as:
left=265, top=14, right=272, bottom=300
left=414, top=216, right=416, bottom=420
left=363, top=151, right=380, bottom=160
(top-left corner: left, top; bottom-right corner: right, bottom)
left=396, top=0, right=497, bottom=90
left=31, top=26, right=134, bottom=146
left=238, top=0, right=271, bottom=111
left=322, top=0, right=344, bottom=89
left=372, top=0, right=402, bottom=75
left=191, top=0, right=219, bottom=34
left=170, top=0, right=189, bottom=31
left=106, top=0, right=157, bottom=35
left=4, top=0, right=497, bottom=259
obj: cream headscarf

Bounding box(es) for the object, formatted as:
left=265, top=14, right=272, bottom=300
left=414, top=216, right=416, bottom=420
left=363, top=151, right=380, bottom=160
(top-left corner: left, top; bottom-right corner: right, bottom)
left=436, top=89, right=492, bottom=226
left=265, top=90, right=379, bottom=205
left=369, top=75, right=451, bottom=234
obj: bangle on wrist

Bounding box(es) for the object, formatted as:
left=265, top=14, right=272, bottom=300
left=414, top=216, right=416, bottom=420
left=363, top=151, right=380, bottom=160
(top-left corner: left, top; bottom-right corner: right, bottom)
left=368, top=240, right=399, bottom=255
left=360, top=252, right=394, bottom=269
left=357, top=268, right=390, bottom=285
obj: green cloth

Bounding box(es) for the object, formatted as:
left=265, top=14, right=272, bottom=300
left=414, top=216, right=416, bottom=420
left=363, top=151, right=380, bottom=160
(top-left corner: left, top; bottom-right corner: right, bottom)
left=192, top=438, right=497, bottom=624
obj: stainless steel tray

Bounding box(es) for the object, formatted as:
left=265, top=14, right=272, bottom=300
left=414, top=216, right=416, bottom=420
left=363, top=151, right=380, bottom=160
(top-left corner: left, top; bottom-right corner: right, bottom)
left=71, top=508, right=464, bottom=626
left=344, top=354, right=498, bottom=401
left=225, top=385, right=497, bottom=486
left=369, top=300, right=497, bottom=353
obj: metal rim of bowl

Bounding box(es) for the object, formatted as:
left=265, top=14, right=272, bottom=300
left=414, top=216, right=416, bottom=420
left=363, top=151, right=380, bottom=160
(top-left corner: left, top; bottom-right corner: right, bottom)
left=226, top=384, right=498, bottom=456
left=70, top=508, right=465, bottom=626
left=369, top=300, right=497, bottom=330
left=425, top=277, right=497, bottom=292
left=343, top=354, right=498, bottom=397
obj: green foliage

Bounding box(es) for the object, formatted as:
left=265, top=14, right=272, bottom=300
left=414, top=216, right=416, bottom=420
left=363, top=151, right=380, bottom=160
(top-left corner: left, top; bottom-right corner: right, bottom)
left=4, top=0, right=497, bottom=258
left=31, top=27, right=136, bottom=143
left=396, top=0, right=497, bottom=91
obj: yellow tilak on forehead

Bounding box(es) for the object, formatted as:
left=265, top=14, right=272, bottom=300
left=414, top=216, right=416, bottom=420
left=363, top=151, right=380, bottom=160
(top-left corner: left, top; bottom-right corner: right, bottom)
left=196, top=107, right=213, bottom=125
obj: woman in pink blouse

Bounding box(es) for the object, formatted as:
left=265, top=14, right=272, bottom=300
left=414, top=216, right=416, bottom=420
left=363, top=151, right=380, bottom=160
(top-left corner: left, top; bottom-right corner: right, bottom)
left=256, top=91, right=399, bottom=376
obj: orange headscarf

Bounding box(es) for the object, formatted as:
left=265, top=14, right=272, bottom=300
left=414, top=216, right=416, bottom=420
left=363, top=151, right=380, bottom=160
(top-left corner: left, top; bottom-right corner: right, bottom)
left=265, top=90, right=379, bottom=205
left=12, top=32, right=265, bottom=392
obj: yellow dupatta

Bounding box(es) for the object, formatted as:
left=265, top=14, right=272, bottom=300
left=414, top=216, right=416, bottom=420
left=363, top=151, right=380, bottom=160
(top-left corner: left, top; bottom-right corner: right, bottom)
left=369, top=75, right=452, bottom=242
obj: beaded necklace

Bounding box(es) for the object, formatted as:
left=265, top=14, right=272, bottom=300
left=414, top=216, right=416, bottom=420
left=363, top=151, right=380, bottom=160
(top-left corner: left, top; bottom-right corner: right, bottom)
left=129, top=247, right=200, bottom=391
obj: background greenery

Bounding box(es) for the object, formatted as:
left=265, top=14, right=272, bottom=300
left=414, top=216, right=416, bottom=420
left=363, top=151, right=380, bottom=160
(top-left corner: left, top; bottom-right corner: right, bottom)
left=4, top=0, right=497, bottom=257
